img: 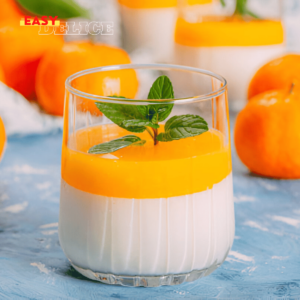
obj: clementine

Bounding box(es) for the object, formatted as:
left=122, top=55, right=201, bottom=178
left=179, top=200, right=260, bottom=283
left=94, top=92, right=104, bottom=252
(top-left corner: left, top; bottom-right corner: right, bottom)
left=36, top=41, right=138, bottom=116
left=235, top=86, right=300, bottom=179
left=0, top=65, right=6, bottom=83
left=248, top=54, right=300, bottom=100
left=0, top=0, right=23, bottom=23
left=0, top=21, right=63, bottom=99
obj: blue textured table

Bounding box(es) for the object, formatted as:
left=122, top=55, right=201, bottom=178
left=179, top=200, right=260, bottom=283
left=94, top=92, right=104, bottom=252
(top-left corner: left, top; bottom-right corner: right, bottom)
left=1, top=118, right=300, bottom=299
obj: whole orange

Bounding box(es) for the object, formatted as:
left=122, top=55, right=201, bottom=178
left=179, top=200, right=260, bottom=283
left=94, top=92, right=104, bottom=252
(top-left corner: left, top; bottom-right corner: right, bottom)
left=0, top=21, right=63, bottom=99
left=248, top=54, right=300, bottom=100
left=0, top=117, right=6, bottom=161
left=235, top=86, right=300, bottom=179
left=0, top=65, right=6, bottom=83
left=36, top=41, right=138, bottom=116
left=0, top=0, right=23, bottom=23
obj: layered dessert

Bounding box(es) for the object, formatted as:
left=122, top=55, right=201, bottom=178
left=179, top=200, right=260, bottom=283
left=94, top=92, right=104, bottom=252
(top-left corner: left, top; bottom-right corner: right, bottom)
left=59, top=124, right=234, bottom=278
left=174, top=17, right=285, bottom=110
left=118, top=0, right=212, bottom=62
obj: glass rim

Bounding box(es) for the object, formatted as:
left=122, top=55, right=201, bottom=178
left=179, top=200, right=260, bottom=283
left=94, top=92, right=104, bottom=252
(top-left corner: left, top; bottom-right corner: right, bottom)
left=65, top=63, right=227, bottom=105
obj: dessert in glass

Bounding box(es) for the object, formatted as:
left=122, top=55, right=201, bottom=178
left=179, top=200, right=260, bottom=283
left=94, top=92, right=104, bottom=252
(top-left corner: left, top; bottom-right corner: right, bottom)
left=59, top=64, right=234, bottom=287
left=174, top=0, right=285, bottom=110
left=118, top=0, right=212, bottom=63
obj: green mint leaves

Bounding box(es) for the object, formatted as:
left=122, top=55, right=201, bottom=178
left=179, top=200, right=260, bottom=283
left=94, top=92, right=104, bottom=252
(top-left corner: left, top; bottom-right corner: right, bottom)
left=157, top=115, right=208, bottom=142
left=148, top=76, right=174, bottom=100
left=220, top=0, right=226, bottom=7
left=122, top=120, right=160, bottom=130
left=220, top=0, right=259, bottom=19
left=95, top=103, right=147, bottom=133
left=88, top=135, right=145, bottom=154
left=17, top=0, right=90, bottom=19
left=88, top=75, right=209, bottom=154
left=235, top=0, right=259, bottom=18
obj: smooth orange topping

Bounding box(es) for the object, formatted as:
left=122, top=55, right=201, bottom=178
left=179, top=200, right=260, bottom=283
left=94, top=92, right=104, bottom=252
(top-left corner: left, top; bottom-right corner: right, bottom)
left=62, top=124, right=231, bottom=199
left=175, top=17, right=284, bottom=47
left=188, top=0, right=212, bottom=4
left=235, top=88, right=300, bottom=179
left=118, top=0, right=211, bottom=9
left=0, top=117, right=6, bottom=161
left=118, top=0, right=176, bottom=9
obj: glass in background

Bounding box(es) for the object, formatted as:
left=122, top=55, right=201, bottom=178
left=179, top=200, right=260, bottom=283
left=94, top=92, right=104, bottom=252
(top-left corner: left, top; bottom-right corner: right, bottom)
left=118, top=0, right=212, bottom=63
left=174, top=0, right=285, bottom=111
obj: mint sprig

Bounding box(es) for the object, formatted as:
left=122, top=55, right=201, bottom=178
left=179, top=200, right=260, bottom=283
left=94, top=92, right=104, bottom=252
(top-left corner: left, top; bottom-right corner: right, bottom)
left=88, top=75, right=209, bottom=154
left=220, top=0, right=259, bottom=19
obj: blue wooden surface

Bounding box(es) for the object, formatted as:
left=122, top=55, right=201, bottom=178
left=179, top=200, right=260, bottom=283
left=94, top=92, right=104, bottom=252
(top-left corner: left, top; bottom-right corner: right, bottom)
left=1, top=118, right=300, bottom=299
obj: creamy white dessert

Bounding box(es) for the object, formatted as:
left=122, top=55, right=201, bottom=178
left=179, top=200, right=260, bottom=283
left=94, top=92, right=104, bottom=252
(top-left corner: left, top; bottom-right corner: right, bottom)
left=174, top=44, right=285, bottom=110
left=59, top=173, right=234, bottom=276
left=174, top=18, right=285, bottom=110
left=59, top=124, right=234, bottom=280
left=119, top=5, right=177, bottom=63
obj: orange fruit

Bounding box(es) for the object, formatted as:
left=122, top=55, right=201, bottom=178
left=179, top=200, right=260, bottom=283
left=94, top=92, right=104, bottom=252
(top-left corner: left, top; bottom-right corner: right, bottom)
left=0, top=0, right=23, bottom=23
left=248, top=54, right=300, bottom=100
left=0, top=117, right=6, bottom=161
left=0, top=21, right=63, bottom=99
left=235, top=86, right=300, bottom=179
left=36, top=41, right=138, bottom=116
left=0, top=65, right=6, bottom=83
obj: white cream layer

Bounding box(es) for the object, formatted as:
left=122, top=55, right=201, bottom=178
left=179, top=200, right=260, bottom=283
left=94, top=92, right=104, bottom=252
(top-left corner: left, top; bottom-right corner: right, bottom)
left=119, top=5, right=177, bottom=63
left=59, top=173, right=234, bottom=276
left=174, top=44, right=285, bottom=110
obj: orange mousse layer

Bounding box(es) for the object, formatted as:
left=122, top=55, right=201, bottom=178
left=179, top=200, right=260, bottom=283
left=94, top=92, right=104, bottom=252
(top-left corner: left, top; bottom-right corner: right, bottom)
left=0, top=117, right=6, bottom=160
left=62, top=124, right=231, bottom=199
left=175, top=17, right=284, bottom=47
left=118, top=0, right=211, bottom=9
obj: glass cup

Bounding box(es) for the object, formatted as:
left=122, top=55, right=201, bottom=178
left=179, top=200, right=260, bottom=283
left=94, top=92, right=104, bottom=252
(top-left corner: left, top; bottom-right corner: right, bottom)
left=118, top=0, right=213, bottom=63
left=175, top=0, right=285, bottom=111
left=118, top=0, right=178, bottom=63
left=59, top=64, right=235, bottom=287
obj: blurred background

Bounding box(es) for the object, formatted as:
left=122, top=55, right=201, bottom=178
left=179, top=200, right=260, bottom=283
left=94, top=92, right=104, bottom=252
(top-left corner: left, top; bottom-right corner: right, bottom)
left=0, top=0, right=299, bottom=139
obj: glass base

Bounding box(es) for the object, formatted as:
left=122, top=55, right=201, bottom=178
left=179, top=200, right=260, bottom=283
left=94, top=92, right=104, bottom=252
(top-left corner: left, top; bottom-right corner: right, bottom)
left=71, top=262, right=221, bottom=287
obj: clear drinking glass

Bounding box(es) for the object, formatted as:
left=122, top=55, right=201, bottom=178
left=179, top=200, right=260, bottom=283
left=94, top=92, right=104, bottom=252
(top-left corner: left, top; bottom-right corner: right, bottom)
left=59, top=64, right=235, bottom=287
left=118, top=0, right=213, bottom=63
left=118, top=0, right=178, bottom=63
left=175, top=0, right=285, bottom=111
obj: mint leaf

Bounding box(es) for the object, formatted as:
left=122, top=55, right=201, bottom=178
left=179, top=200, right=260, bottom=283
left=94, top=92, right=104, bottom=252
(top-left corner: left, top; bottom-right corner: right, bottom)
left=135, top=76, right=175, bottom=123
left=146, top=76, right=174, bottom=123
left=95, top=102, right=148, bottom=133
left=220, top=0, right=226, bottom=7
left=157, top=115, right=208, bottom=142
left=148, top=76, right=174, bottom=100
left=122, top=120, right=159, bottom=129
left=88, top=135, right=146, bottom=154
left=245, top=9, right=260, bottom=19
left=220, top=0, right=259, bottom=18
left=234, top=0, right=260, bottom=18
left=17, top=0, right=90, bottom=19
left=148, top=104, right=174, bottom=123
